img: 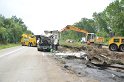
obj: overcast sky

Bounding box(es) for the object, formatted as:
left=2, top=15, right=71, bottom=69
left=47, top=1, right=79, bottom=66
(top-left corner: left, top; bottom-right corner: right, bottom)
left=0, top=0, right=115, bottom=34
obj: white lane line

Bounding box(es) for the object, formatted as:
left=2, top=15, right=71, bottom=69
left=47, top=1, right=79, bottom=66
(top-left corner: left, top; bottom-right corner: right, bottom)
left=42, top=52, right=45, bottom=56
left=0, top=47, right=24, bottom=58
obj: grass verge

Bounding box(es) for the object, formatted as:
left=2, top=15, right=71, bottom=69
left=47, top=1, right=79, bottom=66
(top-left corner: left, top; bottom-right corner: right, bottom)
left=59, top=40, right=83, bottom=47
left=0, top=43, right=21, bottom=50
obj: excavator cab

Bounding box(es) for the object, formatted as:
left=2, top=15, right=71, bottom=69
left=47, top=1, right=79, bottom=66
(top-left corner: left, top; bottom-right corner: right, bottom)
left=86, top=33, right=96, bottom=43
left=86, top=33, right=104, bottom=44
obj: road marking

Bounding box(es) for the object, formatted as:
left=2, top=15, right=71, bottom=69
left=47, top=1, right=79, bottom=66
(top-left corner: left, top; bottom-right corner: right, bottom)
left=0, top=47, right=24, bottom=58
left=42, top=52, right=45, bottom=56
left=17, top=80, right=26, bottom=82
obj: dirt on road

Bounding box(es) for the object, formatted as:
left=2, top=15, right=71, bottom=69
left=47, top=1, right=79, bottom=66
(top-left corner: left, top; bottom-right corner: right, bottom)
left=58, top=45, right=124, bottom=64
left=51, top=45, right=124, bottom=82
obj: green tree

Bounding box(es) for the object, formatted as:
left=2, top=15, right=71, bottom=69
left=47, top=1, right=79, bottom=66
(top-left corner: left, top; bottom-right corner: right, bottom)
left=0, top=15, right=33, bottom=44
left=104, top=0, right=124, bottom=36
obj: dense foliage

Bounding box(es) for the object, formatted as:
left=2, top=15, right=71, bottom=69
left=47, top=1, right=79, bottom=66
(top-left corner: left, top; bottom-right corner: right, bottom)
left=61, top=0, right=124, bottom=41
left=0, top=15, right=33, bottom=44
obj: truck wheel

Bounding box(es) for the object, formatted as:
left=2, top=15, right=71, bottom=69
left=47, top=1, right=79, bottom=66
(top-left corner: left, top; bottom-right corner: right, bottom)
left=37, top=48, right=40, bottom=51
left=119, top=44, right=124, bottom=52
left=46, top=49, right=50, bottom=52
left=55, top=45, right=58, bottom=50
left=30, top=43, right=33, bottom=47
left=109, top=44, right=118, bottom=51
left=28, top=43, right=31, bottom=47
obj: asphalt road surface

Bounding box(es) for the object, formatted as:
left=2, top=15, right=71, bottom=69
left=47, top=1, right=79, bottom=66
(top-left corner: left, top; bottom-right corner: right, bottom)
left=0, top=46, right=96, bottom=82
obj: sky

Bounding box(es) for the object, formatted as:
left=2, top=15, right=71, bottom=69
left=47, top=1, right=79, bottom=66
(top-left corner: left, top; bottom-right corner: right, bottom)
left=0, top=0, right=115, bottom=35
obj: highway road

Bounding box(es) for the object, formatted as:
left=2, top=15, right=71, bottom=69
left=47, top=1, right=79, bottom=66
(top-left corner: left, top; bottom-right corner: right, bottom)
left=0, top=46, right=88, bottom=82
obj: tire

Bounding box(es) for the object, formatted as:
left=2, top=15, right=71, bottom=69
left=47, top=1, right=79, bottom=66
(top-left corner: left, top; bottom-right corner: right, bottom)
left=28, top=43, right=31, bottom=47
left=47, top=49, right=51, bottom=52
left=29, top=43, right=33, bottom=47
left=119, top=44, right=124, bottom=52
left=30, top=43, right=33, bottom=47
left=109, top=44, right=118, bottom=51
left=55, top=45, right=58, bottom=50
left=37, top=48, right=40, bottom=51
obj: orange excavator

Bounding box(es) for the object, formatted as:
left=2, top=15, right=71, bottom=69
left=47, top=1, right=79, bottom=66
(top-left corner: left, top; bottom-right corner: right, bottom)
left=61, top=25, right=104, bottom=45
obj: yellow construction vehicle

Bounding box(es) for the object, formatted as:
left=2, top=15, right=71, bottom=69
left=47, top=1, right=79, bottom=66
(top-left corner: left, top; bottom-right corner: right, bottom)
left=21, top=34, right=37, bottom=47
left=61, top=25, right=124, bottom=52
left=21, top=34, right=31, bottom=46
left=61, top=25, right=104, bottom=45
left=109, top=37, right=124, bottom=52
left=28, top=35, right=37, bottom=47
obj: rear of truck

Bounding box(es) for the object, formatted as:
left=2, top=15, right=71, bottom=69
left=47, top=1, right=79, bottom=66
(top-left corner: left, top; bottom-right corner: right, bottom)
left=21, top=34, right=30, bottom=46
left=28, top=36, right=37, bottom=47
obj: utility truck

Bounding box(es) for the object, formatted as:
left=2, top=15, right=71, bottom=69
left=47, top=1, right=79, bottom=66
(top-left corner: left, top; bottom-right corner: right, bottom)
left=21, top=34, right=39, bottom=47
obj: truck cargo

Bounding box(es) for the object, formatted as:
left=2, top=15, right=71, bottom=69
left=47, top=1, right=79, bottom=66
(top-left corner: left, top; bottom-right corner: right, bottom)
left=37, top=30, right=60, bottom=51
left=37, top=35, right=52, bottom=51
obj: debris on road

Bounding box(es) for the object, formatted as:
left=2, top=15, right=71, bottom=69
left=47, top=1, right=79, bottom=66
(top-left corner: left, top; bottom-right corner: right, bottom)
left=54, top=52, right=87, bottom=58
left=51, top=45, right=124, bottom=82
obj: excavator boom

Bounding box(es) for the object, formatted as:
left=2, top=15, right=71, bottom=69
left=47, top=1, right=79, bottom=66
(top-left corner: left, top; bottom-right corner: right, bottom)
left=61, top=25, right=88, bottom=34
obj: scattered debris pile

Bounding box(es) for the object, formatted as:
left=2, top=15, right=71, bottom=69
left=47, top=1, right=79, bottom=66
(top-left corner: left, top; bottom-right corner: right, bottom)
left=58, top=45, right=124, bottom=65
left=52, top=45, right=124, bottom=82
left=86, top=46, right=124, bottom=65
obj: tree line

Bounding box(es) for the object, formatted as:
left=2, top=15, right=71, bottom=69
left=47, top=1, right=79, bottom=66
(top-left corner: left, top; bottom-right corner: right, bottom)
left=61, top=0, right=124, bottom=41
left=0, top=15, right=33, bottom=44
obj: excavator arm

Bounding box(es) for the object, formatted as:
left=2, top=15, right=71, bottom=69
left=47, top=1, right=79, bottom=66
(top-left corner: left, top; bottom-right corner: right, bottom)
left=61, top=25, right=88, bottom=34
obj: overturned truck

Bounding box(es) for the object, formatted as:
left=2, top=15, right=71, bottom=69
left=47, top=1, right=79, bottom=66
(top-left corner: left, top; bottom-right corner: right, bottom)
left=37, top=30, right=59, bottom=51
left=37, top=35, right=52, bottom=51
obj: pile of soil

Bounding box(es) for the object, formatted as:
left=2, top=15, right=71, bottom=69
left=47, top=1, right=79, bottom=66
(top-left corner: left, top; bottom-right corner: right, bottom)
left=52, top=45, right=124, bottom=82
left=58, top=45, right=124, bottom=65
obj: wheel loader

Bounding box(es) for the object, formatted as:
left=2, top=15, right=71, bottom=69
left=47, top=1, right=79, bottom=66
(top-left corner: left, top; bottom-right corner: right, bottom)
left=109, top=37, right=124, bottom=52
